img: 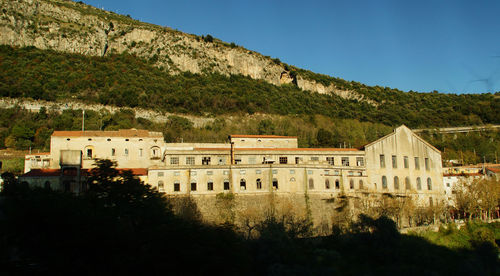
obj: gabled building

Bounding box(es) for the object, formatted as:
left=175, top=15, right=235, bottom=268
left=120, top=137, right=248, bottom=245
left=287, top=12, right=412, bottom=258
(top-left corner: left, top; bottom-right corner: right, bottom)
left=20, top=125, right=445, bottom=208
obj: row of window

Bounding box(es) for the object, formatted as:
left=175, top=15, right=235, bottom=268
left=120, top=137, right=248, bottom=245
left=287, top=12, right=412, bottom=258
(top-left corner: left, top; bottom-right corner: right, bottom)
left=380, top=176, right=433, bottom=190
left=156, top=169, right=364, bottom=178
left=166, top=156, right=365, bottom=166
left=380, top=155, right=431, bottom=170
left=157, top=178, right=366, bottom=192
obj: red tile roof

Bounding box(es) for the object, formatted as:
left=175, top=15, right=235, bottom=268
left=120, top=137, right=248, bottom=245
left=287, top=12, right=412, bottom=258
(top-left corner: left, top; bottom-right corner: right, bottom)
left=52, top=129, right=162, bottom=138
left=193, top=147, right=360, bottom=152
left=443, top=173, right=483, bottom=177
left=230, top=135, right=297, bottom=139
left=22, top=168, right=148, bottom=177
left=487, top=167, right=500, bottom=173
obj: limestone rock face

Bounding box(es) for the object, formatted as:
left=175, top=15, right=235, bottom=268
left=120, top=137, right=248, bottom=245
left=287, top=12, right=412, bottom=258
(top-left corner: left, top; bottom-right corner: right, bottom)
left=0, top=0, right=365, bottom=101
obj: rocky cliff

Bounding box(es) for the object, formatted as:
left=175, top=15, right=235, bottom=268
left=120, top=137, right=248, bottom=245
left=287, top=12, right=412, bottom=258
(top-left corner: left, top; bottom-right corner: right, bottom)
left=0, top=0, right=367, bottom=101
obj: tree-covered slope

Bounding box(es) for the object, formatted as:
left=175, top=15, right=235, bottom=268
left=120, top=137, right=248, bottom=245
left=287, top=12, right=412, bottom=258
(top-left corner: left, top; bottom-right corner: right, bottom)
left=1, top=45, right=499, bottom=128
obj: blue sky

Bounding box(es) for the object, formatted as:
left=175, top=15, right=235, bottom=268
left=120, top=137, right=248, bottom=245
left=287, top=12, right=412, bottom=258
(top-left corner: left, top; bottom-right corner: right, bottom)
left=83, top=0, right=500, bottom=94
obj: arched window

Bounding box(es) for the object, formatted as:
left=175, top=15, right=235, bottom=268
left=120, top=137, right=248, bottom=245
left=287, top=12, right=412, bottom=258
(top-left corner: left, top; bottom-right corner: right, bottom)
left=325, top=179, right=330, bottom=189
left=272, top=178, right=278, bottom=190
left=150, top=146, right=161, bottom=159
left=290, top=177, right=296, bottom=182
left=427, top=177, right=432, bottom=190
left=359, top=180, right=364, bottom=190
left=84, top=145, right=94, bottom=159
left=394, top=176, right=399, bottom=190
left=405, top=177, right=411, bottom=190
left=349, top=179, right=354, bottom=189
left=335, top=179, right=340, bottom=189
left=382, top=176, right=387, bottom=189
left=256, top=178, right=262, bottom=189
left=240, top=179, right=246, bottom=190
left=308, top=179, right=314, bottom=189
left=416, top=177, right=422, bottom=190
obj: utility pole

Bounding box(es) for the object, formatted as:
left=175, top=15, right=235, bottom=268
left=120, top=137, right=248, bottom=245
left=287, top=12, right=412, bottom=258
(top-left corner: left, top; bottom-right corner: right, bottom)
left=82, top=110, right=85, bottom=132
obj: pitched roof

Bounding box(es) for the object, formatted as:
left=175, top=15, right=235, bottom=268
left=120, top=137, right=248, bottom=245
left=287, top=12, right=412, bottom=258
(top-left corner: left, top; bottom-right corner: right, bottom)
left=487, top=167, right=500, bottom=173
left=362, top=125, right=440, bottom=153
left=230, top=135, right=297, bottom=139
left=52, top=129, right=163, bottom=138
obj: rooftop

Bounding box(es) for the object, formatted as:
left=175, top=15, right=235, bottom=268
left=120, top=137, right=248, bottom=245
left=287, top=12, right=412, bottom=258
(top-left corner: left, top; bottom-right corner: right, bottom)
left=52, top=129, right=163, bottom=138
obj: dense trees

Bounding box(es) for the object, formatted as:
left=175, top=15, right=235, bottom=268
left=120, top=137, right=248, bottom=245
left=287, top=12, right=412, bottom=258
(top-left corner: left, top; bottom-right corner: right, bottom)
left=1, top=45, right=499, bottom=128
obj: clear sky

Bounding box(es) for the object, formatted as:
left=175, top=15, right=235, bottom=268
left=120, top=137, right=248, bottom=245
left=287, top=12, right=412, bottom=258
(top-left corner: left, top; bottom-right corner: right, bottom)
left=83, top=0, right=500, bottom=94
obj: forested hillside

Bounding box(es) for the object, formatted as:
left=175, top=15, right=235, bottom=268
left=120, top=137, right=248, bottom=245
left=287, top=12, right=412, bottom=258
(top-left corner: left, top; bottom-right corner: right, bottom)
left=1, top=45, right=499, bottom=127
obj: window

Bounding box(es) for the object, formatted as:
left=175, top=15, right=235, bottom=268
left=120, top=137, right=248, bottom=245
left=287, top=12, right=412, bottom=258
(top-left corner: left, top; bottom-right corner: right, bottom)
left=85, top=148, right=93, bottom=159
left=124, top=148, right=129, bottom=156
left=290, top=169, right=295, bottom=174
left=295, top=157, right=300, bottom=164
left=425, top=158, right=430, bottom=170
left=326, top=157, right=335, bottom=165
left=307, top=170, right=313, bottom=175
left=223, top=170, right=229, bottom=175
left=125, top=139, right=129, bottom=141
left=429, top=197, right=433, bottom=207
left=382, top=176, right=387, bottom=189
left=170, top=157, right=179, bottom=165
left=334, top=170, right=340, bottom=176
left=224, top=180, right=230, bottom=190
left=394, top=176, right=399, bottom=190
left=111, top=148, right=116, bottom=156
left=309, top=179, right=314, bottom=189
left=359, top=180, right=364, bottom=190
left=256, top=178, right=262, bottom=189
left=240, top=179, right=246, bottom=190
left=186, top=157, right=195, bottom=165
left=272, top=169, right=278, bottom=174
left=342, top=157, right=349, bottom=166
left=427, top=177, right=432, bottom=190
left=324, top=170, right=329, bottom=175
left=348, top=171, right=354, bottom=176
left=151, top=147, right=160, bottom=159
left=405, top=177, right=411, bottom=190
left=202, top=157, right=211, bottom=165
left=311, top=156, right=319, bottom=161
left=174, top=171, right=180, bottom=176
left=404, top=156, right=409, bottom=168
left=290, top=177, right=296, bottom=182
left=380, top=155, right=385, bottom=168
left=158, top=181, right=164, bottom=192
left=335, top=179, right=340, bottom=189
left=279, top=157, right=288, bottom=164
left=446, top=183, right=450, bottom=188
left=191, top=171, right=197, bottom=176
left=349, top=180, right=354, bottom=189
left=174, top=181, right=180, bottom=192
left=356, top=157, right=364, bottom=166
left=207, top=171, right=213, bottom=175
left=272, top=178, right=278, bottom=190
left=416, top=177, right=422, bottom=190
left=325, top=179, right=330, bottom=189
left=219, top=157, right=226, bottom=165
left=249, top=157, right=256, bottom=164
left=191, top=182, right=197, bottom=191
left=240, top=170, right=246, bottom=175
left=414, top=157, right=420, bottom=170
left=256, top=170, right=262, bottom=174
left=392, top=155, right=397, bottom=168
left=158, top=172, right=164, bottom=177
left=207, top=181, right=214, bottom=191
left=139, top=148, right=143, bottom=157
left=44, top=181, right=51, bottom=190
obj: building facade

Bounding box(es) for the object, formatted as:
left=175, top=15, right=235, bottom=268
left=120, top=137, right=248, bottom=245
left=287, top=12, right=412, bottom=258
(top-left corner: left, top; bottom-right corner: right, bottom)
left=21, top=126, right=445, bottom=206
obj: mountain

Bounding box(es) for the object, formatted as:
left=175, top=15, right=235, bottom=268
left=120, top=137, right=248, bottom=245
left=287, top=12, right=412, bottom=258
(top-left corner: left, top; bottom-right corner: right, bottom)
left=0, top=0, right=368, bottom=101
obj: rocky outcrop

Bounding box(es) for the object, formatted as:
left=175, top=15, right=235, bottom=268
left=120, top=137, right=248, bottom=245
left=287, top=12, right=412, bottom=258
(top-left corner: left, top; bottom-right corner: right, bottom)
left=0, top=0, right=367, bottom=102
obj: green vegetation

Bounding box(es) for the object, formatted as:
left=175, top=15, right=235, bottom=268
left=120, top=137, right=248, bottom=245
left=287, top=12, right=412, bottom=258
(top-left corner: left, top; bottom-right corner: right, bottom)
left=0, top=157, right=24, bottom=174
left=1, top=45, right=499, bottom=128
left=1, top=165, right=498, bottom=275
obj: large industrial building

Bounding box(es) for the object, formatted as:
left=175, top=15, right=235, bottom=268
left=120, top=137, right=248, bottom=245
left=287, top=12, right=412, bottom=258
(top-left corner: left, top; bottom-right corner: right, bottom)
left=21, top=125, right=445, bottom=208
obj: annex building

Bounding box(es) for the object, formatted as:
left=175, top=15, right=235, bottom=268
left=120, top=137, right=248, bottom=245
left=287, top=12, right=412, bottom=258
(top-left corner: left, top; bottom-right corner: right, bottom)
left=21, top=126, right=444, bottom=209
